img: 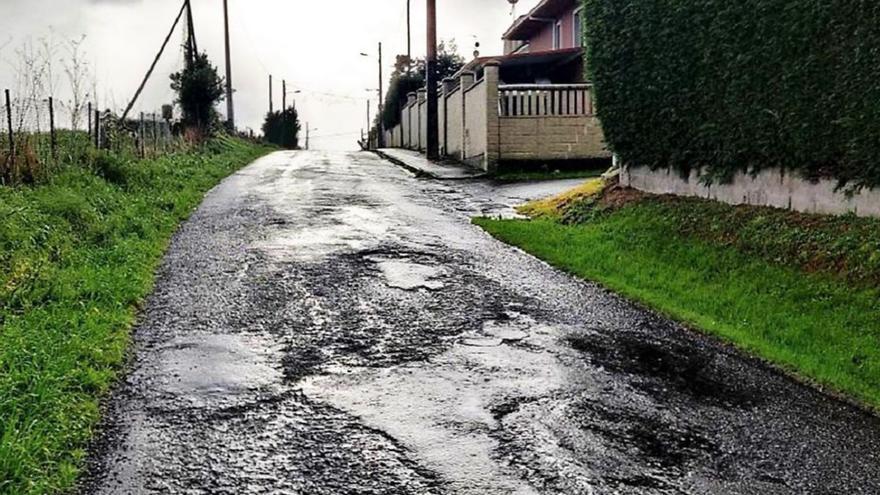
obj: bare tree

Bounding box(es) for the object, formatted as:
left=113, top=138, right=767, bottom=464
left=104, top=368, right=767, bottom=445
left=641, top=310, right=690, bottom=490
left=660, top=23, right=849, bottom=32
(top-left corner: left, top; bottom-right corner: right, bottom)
left=61, top=35, right=91, bottom=130
left=9, top=35, right=57, bottom=132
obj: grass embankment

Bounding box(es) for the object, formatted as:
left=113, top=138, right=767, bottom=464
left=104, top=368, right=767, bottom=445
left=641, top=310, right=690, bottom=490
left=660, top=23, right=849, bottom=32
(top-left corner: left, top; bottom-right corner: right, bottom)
left=491, top=159, right=610, bottom=182
left=0, top=137, right=271, bottom=494
left=475, top=185, right=880, bottom=409
left=491, top=169, right=604, bottom=182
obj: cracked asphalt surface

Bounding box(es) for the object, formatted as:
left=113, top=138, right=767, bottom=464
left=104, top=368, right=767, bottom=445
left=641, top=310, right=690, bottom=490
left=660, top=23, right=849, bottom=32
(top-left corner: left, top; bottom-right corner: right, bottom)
left=82, top=150, right=880, bottom=494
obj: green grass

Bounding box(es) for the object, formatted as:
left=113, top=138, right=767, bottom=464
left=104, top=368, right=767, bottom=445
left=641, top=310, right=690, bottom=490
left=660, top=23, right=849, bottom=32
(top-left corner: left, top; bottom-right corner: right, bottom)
left=474, top=204, right=880, bottom=409
left=0, top=137, right=272, bottom=494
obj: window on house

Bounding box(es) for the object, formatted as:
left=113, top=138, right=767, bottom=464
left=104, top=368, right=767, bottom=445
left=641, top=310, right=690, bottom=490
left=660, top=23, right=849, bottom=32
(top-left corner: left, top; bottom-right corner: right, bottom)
left=573, top=8, right=584, bottom=47
left=553, top=21, right=563, bottom=49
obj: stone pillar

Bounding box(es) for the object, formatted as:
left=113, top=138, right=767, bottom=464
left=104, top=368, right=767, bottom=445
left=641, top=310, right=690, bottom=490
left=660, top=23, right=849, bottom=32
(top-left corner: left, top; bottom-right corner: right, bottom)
left=483, top=60, right=501, bottom=173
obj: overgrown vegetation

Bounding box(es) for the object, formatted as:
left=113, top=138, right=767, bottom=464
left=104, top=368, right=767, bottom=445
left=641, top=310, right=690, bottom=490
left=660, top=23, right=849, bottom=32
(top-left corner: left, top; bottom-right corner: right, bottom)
left=170, top=48, right=225, bottom=133
left=0, top=137, right=271, bottom=495
left=262, top=106, right=301, bottom=149
left=583, top=0, right=880, bottom=188
left=516, top=178, right=605, bottom=219
left=476, top=185, right=880, bottom=410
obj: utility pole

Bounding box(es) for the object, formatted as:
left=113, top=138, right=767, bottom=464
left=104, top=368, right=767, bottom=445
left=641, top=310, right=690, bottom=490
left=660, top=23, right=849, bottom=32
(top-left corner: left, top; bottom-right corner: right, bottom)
left=269, top=75, right=273, bottom=113
left=378, top=42, right=384, bottom=148
left=425, top=0, right=439, bottom=160
left=282, top=80, right=287, bottom=111
left=223, top=0, right=235, bottom=130
left=406, top=0, right=412, bottom=63
left=185, top=0, right=198, bottom=65
left=306, top=122, right=310, bottom=150
left=367, top=99, right=371, bottom=135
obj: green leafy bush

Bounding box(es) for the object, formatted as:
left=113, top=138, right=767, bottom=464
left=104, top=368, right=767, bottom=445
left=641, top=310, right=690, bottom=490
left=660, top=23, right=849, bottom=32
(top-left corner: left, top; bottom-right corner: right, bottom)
left=583, top=0, right=880, bottom=189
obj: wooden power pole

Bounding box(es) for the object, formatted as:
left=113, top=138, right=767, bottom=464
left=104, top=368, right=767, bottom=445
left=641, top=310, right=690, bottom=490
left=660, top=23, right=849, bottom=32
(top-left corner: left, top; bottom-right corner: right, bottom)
left=407, top=0, right=412, bottom=62
left=425, top=0, right=439, bottom=160
left=269, top=75, right=273, bottom=113
left=223, top=0, right=235, bottom=130
left=282, top=80, right=287, bottom=111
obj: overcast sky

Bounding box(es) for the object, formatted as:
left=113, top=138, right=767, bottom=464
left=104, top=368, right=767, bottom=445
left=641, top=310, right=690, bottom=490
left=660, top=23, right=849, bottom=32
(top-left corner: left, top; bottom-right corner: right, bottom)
left=0, top=0, right=540, bottom=149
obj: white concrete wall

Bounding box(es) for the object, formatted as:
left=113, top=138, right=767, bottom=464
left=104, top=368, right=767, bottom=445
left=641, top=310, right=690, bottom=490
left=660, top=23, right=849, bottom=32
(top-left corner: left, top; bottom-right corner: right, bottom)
left=622, top=165, right=880, bottom=218
left=463, top=79, right=487, bottom=166
left=401, top=105, right=411, bottom=149
left=419, top=101, right=427, bottom=153
left=445, top=88, right=463, bottom=159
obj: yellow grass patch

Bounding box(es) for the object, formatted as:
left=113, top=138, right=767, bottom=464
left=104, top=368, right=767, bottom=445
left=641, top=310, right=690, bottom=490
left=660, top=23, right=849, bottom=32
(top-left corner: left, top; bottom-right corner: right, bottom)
left=516, top=178, right=606, bottom=219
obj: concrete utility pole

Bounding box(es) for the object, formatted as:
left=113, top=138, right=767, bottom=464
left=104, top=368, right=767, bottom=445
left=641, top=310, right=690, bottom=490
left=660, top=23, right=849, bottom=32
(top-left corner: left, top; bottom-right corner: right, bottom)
left=269, top=75, right=273, bottom=113
left=223, top=0, right=235, bottom=130
left=378, top=42, right=385, bottom=148
left=425, top=0, right=439, bottom=160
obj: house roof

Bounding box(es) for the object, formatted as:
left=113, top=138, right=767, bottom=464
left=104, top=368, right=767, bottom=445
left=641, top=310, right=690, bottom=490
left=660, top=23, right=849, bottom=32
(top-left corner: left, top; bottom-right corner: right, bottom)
left=460, top=47, right=584, bottom=74
left=503, top=0, right=578, bottom=41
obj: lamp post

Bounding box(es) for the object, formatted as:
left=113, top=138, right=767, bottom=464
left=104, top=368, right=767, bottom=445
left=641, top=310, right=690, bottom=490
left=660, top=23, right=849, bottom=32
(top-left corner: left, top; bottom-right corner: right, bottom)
left=507, top=0, right=520, bottom=17
left=360, top=49, right=385, bottom=148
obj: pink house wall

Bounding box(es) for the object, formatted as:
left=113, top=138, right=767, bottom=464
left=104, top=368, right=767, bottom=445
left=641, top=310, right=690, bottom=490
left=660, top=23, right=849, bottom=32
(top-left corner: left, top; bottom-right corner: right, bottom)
left=527, top=7, right=581, bottom=52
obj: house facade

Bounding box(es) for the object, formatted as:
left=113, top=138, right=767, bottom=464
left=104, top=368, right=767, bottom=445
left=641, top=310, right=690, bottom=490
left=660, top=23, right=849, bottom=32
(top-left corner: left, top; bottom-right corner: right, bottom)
left=469, top=0, right=588, bottom=85
left=381, top=0, right=609, bottom=172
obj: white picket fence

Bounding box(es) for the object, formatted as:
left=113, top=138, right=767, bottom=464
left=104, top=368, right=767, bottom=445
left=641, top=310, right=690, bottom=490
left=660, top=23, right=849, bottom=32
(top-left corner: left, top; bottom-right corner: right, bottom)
left=498, top=84, right=594, bottom=117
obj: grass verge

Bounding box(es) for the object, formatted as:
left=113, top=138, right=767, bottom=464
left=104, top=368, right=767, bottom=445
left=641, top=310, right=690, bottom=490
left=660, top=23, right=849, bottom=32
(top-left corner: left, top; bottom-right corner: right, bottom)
left=474, top=197, right=880, bottom=410
left=0, top=137, right=272, bottom=494
left=491, top=169, right=604, bottom=182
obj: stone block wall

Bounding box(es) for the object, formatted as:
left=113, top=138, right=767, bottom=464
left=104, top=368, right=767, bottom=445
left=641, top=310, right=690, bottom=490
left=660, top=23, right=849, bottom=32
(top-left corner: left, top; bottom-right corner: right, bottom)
left=622, top=166, right=880, bottom=218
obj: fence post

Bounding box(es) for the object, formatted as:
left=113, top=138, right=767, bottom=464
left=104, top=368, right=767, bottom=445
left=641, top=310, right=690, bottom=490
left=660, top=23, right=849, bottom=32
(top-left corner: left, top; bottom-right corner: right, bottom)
left=48, top=96, right=57, bottom=160
left=94, top=109, right=100, bottom=149
left=4, top=90, right=13, bottom=163
left=138, top=112, right=145, bottom=158
left=152, top=113, right=158, bottom=151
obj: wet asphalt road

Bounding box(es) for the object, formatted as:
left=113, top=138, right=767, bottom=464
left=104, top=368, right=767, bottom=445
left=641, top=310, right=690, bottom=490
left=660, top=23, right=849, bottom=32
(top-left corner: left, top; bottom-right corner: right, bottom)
left=82, top=150, right=880, bottom=494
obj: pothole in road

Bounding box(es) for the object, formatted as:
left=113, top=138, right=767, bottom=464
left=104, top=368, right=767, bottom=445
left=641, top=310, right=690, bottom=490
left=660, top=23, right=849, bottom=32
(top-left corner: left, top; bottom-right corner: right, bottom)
left=567, top=332, right=757, bottom=409
left=375, top=260, right=446, bottom=291
left=461, top=311, right=535, bottom=348
left=571, top=399, right=720, bottom=471
left=364, top=251, right=448, bottom=291
left=156, top=333, right=282, bottom=407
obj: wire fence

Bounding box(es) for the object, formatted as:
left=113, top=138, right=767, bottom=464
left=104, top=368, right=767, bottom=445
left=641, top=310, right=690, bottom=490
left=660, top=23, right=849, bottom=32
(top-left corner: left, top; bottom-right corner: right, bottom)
left=1, top=88, right=180, bottom=185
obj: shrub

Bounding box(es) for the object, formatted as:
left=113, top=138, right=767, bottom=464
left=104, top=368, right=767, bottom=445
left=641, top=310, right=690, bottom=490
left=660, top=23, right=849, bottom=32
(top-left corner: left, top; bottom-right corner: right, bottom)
left=262, top=107, right=301, bottom=149
left=583, top=0, right=880, bottom=189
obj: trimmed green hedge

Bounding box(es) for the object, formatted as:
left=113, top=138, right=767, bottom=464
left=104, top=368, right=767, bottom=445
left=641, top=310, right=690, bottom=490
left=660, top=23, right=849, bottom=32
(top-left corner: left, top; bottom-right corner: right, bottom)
left=583, top=0, right=880, bottom=188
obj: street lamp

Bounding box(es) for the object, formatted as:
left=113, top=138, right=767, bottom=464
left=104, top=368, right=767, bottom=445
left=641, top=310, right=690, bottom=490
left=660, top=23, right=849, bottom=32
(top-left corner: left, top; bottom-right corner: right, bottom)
left=359, top=46, right=385, bottom=148
left=507, top=0, right=520, bottom=17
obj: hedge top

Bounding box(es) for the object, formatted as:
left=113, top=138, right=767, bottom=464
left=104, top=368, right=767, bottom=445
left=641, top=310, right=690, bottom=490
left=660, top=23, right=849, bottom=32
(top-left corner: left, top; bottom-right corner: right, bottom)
left=583, top=0, right=880, bottom=189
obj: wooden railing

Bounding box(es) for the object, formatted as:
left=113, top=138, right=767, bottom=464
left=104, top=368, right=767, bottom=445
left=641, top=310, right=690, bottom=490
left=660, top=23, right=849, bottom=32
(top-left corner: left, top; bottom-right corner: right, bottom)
left=498, top=84, right=594, bottom=117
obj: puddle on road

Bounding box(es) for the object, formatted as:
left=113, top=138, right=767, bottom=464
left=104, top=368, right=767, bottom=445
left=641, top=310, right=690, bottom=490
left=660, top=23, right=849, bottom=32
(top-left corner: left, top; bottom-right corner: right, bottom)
left=371, top=258, right=446, bottom=291
left=156, top=333, right=282, bottom=407
left=300, top=314, right=567, bottom=495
